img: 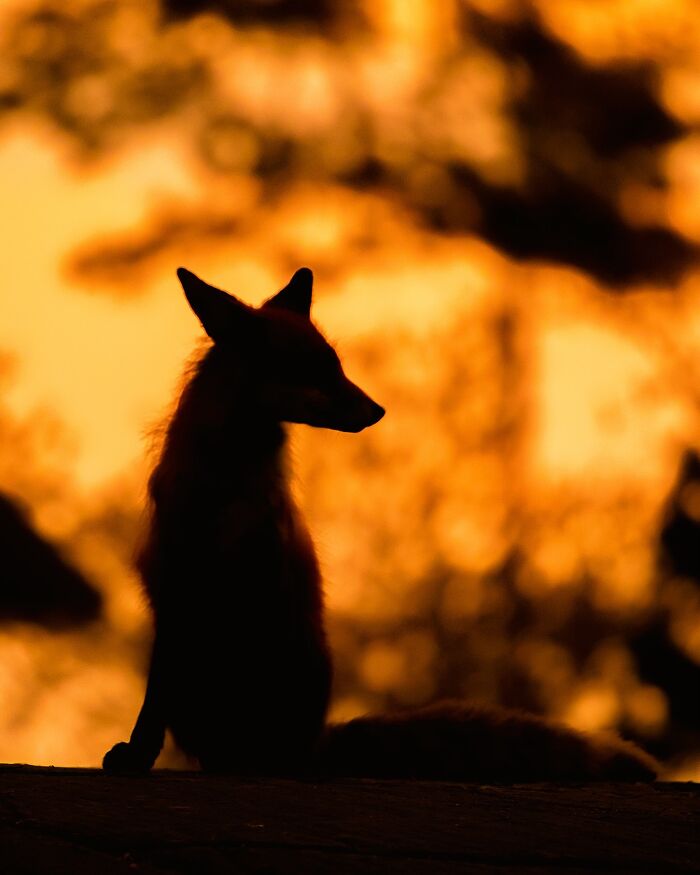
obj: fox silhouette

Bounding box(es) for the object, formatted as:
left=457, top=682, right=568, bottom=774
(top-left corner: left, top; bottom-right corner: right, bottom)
left=103, top=266, right=380, bottom=774
left=103, top=267, right=658, bottom=781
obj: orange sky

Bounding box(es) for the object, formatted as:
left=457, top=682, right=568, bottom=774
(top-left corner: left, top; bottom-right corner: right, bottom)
left=1, top=0, right=700, bottom=776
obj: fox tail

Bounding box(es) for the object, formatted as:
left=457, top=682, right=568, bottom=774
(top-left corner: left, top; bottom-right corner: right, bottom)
left=318, top=701, right=659, bottom=782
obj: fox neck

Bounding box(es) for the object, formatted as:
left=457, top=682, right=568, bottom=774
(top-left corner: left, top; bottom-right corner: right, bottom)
left=150, top=345, right=288, bottom=514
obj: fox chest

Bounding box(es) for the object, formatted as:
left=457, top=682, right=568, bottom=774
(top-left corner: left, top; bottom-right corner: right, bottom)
left=154, top=505, right=324, bottom=636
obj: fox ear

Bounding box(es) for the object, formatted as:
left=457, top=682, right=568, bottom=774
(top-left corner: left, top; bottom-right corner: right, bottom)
left=263, top=267, right=313, bottom=317
left=177, top=267, right=251, bottom=341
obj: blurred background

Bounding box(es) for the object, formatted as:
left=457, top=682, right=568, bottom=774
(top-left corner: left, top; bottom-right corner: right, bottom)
left=1, top=0, right=700, bottom=776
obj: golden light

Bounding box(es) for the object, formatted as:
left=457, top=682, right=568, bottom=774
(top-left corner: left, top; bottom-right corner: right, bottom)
left=0, top=0, right=699, bottom=779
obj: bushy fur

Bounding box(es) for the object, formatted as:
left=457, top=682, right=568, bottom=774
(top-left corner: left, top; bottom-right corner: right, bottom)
left=320, top=702, right=659, bottom=782
left=103, top=267, right=381, bottom=774
left=137, top=347, right=331, bottom=772
left=103, top=267, right=658, bottom=782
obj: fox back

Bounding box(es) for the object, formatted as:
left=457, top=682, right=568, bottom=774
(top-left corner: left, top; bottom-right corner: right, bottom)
left=139, top=267, right=383, bottom=771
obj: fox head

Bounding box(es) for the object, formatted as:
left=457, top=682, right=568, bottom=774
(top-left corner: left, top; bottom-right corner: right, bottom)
left=177, top=266, right=385, bottom=433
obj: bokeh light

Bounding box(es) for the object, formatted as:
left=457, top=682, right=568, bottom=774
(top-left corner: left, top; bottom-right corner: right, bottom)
left=1, top=0, right=700, bottom=779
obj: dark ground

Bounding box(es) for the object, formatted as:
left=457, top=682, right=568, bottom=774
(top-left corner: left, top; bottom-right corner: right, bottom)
left=0, top=766, right=698, bottom=874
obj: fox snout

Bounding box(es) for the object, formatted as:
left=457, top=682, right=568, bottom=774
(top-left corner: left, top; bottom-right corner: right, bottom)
left=258, top=373, right=384, bottom=433
left=289, top=376, right=384, bottom=433
left=334, top=380, right=385, bottom=432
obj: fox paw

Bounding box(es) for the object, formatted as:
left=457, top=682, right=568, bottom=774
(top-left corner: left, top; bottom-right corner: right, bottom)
left=102, top=742, right=153, bottom=774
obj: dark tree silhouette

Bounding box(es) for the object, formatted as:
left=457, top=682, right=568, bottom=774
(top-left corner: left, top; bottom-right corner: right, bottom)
left=0, top=492, right=102, bottom=628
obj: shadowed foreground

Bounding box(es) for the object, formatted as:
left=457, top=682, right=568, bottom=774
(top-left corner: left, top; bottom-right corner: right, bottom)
left=0, top=766, right=698, bottom=874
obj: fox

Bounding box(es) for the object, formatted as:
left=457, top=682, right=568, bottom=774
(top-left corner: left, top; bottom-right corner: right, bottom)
left=103, top=266, right=659, bottom=781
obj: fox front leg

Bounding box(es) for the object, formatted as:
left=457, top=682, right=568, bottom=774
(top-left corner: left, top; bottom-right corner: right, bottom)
left=103, top=639, right=166, bottom=773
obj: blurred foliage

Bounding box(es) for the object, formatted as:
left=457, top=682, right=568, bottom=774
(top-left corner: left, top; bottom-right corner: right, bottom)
left=1, top=0, right=700, bottom=774
left=0, top=491, right=101, bottom=627
left=0, top=0, right=696, bottom=285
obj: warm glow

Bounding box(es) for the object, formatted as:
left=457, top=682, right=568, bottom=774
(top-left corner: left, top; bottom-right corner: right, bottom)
left=0, top=0, right=699, bottom=778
